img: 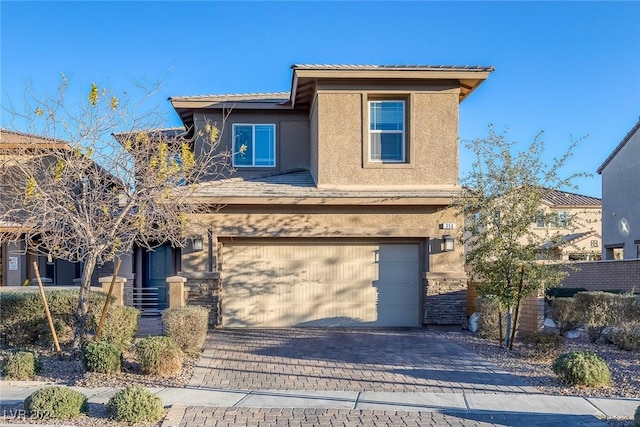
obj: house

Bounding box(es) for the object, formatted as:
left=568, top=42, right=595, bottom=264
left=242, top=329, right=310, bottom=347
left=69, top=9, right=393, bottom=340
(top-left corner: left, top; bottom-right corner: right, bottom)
left=535, top=189, right=602, bottom=261
left=597, top=118, right=640, bottom=260
left=130, top=64, right=494, bottom=327
left=0, top=130, right=79, bottom=286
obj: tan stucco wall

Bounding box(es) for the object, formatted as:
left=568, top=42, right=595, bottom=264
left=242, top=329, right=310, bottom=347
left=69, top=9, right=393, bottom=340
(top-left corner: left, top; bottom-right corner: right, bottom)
left=194, top=111, right=310, bottom=178
left=601, top=128, right=640, bottom=259
left=314, top=89, right=460, bottom=186
left=184, top=205, right=465, bottom=274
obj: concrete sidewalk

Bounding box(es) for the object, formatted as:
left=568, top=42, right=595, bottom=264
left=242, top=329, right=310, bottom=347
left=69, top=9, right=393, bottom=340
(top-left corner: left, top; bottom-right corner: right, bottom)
left=1, top=382, right=638, bottom=426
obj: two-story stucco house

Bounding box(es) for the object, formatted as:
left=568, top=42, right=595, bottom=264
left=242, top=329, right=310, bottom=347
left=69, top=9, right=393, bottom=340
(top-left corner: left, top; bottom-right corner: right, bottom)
left=536, top=189, right=602, bottom=261
left=137, top=64, right=494, bottom=328
left=597, top=119, right=640, bottom=260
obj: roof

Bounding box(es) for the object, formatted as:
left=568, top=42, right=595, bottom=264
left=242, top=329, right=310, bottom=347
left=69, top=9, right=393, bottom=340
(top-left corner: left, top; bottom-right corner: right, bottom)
left=542, top=188, right=601, bottom=207
left=540, top=230, right=600, bottom=250
left=170, top=63, right=494, bottom=129
left=0, top=129, right=70, bottom=149
left=187, top=169, right=460, bottom=205
left=597, top=118, right=640, bottom=174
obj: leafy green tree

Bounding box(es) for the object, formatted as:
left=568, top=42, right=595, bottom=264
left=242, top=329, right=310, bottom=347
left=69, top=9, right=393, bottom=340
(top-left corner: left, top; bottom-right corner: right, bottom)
left=454, top=126, right=586, bottom=349
left=0, top=76, right=231, bottom=352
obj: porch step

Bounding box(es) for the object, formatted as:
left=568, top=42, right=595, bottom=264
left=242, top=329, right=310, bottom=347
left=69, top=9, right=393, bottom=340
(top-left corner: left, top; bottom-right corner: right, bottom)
left=136, top=316, right=163, bottom=337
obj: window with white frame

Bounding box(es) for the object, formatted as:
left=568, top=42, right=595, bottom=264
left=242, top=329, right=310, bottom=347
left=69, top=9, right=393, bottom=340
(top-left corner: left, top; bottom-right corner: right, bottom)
left=232, top=124, right=276, bottom=167
left=369, top=100, right=405, bottom=162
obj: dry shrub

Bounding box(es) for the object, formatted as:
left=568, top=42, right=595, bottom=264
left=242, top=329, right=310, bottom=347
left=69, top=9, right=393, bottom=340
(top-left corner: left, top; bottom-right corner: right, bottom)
left=92, top=306, right=140, bottom=352
left=475, top=296, right=505, bottom=340
left=134, top=336, right=183, bottom=377
left=162, top=305, right=209, bottom=355
left=519, top=332, right=565, bottom=360
left=574, top=292, right=616, bottom=343
left=609, top=322, right=640, bottom=351
left=550, top=298, right=582, bottom=335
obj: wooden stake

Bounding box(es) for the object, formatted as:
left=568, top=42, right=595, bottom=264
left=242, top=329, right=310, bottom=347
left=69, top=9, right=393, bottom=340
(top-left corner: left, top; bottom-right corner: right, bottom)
left=33, top=262, right=61, bottom=354
left=94, top=258, right=122, bottom=341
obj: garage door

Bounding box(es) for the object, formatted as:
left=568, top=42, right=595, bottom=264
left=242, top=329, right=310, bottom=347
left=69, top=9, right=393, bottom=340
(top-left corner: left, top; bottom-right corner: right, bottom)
left=221, top=242, right=420, bottom=327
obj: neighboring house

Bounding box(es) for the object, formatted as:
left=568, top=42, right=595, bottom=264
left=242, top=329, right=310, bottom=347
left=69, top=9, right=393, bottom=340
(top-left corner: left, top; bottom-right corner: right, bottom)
left=597, top=118, right=640, bottom=260
left=535, top=189, right=602, bottom=261
left=142, top=63, right=494, bottom=328
left=0, top=130, right=79, bottom=286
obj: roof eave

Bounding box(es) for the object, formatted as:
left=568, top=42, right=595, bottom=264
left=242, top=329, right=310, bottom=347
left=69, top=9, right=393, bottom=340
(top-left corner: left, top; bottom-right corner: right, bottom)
left=597, top=118, right=640, bottom=174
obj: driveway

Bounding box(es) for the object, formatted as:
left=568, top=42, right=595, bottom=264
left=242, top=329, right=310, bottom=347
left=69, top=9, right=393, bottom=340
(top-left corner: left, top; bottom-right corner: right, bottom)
left=189, top=329, right=536, bottom=394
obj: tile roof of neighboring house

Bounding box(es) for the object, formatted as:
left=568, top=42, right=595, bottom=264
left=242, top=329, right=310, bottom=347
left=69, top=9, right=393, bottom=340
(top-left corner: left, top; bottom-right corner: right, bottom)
left=542, top=188, right=601, bottom=207
left=540, top=230, right=600, bottom=249
left=190, top=170, right=460, bottom=202
left=0, top=129, right=69, bottom=147
left=597, top=118, right=640, bottom=174
left=291, top=64, right=495, bottom=71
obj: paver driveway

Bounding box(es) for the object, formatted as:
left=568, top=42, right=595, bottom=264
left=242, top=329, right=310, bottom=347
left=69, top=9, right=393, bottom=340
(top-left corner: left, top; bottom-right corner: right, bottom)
left=189, top=329, right=536, bottom=394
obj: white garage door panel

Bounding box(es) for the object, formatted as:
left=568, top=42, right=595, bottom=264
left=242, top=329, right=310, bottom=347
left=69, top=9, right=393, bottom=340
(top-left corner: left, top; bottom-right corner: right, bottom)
left=222, top=243, right=420, bottom=327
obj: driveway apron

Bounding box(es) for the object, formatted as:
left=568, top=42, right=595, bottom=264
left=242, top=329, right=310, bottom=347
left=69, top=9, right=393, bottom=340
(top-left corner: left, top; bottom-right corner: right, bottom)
left=189, top=329, right=537, bottom=394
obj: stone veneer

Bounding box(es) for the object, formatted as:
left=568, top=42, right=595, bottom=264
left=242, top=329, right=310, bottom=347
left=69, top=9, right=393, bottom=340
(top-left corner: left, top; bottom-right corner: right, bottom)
left=179, top=272, right=221, bottom=326
left=424, top=274, right=467, bottom=326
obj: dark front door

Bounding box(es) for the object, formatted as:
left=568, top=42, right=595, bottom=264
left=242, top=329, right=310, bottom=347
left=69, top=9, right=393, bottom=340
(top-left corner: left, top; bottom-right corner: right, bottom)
left=143, top=244, right=176, bottom=312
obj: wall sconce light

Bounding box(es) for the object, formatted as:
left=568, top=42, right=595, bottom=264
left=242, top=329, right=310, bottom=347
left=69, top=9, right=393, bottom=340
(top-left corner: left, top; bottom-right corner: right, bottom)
left=442, top=235, right=455, bottom=252
left=192, top=236, right=204, bottom=252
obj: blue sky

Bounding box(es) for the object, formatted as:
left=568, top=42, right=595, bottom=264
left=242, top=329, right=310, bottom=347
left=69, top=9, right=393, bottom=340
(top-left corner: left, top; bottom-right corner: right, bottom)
left=2, top=1, right=639, bottom=197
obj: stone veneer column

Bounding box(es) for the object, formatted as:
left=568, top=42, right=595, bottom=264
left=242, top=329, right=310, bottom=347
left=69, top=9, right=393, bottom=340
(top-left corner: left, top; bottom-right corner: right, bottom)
left=179, top=271, right=221, bottom=326
left=424, top=272, right=468, bottom=327
left=98, top=276, right=127, bottom=306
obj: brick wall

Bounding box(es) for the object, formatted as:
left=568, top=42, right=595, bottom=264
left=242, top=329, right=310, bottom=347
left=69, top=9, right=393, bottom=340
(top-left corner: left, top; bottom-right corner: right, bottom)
left=424, top=276, right=467, bottom=326
left=560, top=259, right=640, bottom=293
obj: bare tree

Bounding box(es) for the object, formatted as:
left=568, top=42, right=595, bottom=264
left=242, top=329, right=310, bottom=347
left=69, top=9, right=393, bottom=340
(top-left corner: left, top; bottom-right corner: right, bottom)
left=1, top=75, right=231, bottom=351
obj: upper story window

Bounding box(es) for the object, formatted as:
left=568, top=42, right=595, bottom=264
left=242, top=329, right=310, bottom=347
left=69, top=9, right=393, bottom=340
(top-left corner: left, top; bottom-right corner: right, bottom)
left=368, top=100, right=405, bottom=162
left=232, top=124, right=276, bottom=167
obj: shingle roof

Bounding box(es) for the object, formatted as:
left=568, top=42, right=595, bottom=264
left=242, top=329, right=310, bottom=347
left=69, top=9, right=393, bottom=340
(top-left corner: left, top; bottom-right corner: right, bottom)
left=542, top=188, right=601, bottom=207
left=291, top=64, right=495, bottom=71
left=191, top=170, right=459, bottom=201
left=169, top=92, right=290, bottom=103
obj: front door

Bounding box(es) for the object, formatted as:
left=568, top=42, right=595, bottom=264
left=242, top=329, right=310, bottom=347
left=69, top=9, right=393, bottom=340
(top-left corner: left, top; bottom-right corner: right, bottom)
left=143, top=244, right=176, bottom=313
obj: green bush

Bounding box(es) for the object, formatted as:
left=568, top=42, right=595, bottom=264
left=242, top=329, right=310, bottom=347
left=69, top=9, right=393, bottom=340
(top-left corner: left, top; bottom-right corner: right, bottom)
left=574, top=292, right=616, bottom=343
left=162, top=305, right=209, bottom=355
left=546, top=287, right=588, bottom=299
left=24, top=386, right=88, bottom=419
left=2, top=351, right=38, bottom=379
left=0, top=290, right=110, bottom=347
left=38, top=318, right=74, bottom=348
left=475, top=296, right=505, bottom=340
left=519, top=332, right=565, bottom=360
left=83, top=341, right=121, bottom=373
left=551, top=298, right=583, bottom=335
left=634, top=404, right=640, bottom=427
left=107, top=385, right=165, bottom=423
left=135, top=336, right=183, bottom=377
left=609, top=322, right=640, bottom=351
left=552, top=351, right=611, bottom=387
left=92, top=306, right=140, bottom=352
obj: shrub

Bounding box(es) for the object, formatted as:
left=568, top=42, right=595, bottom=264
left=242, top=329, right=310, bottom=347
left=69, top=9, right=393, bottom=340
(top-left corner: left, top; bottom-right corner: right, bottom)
left=552, top=351, right=611, bottom=387
left=24, top=386, right=88, bottom=419
left=546, top=287, right=588, bottom=299
left=135, top=336, right=183, bottom=377
left=0, top=290, right=110, bottom=347
left=92, top=306, right=140, bottom=352
left=2, top=351, right=38, bottom=379
left=550, top=298, right=583, bottom=335
left=162, top=305, right=209, bottom=355
left=107, top=385, right=165, bottom=424
left=634, top=405, right=640, bottom=427
left=38, top=318, right=74, bottom=348
left=519, top=332, right=565, bottom=360
left=574, top=292, right=616, bottom=343
left=609, top=322, right=640, bottom=351
left=83, top=341, right=121, bottom=373
left=608, top=294, right=640, bottom=326
left=475, top=296, right=505, bottom=340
